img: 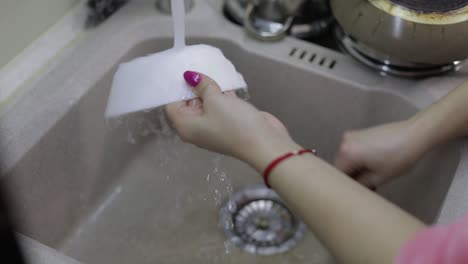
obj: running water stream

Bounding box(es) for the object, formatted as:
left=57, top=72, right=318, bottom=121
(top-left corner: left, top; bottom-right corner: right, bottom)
left=105, top=1, right=252, bottom=256
left=172, top=0, right=186, bottom=49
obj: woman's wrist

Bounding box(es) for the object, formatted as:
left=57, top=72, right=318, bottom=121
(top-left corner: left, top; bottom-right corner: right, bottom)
left=403, top=115, right=438, bottom=160
left=241, top=136, right=302, bottom=173
left=408, top=110, right=450, bottom=154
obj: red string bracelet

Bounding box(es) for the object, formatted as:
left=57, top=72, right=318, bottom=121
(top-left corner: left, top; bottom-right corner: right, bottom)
left=263, top=149, right=316, bottom=188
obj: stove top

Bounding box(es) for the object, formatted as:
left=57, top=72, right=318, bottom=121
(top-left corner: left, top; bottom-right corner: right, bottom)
left=223, top=0, right=464, bottom=78
left=222, top=1, right=340, bottom=52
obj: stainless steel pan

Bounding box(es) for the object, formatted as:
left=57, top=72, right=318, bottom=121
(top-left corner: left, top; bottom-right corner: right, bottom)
left=331, top=0, right=468, bottom=65
left=224, top=0, right=332, bottom=41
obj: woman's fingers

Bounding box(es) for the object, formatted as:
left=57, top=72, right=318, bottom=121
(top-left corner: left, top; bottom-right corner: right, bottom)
left=224, top=90, right=237, bottom=97
left=334, top=145, right=379, bottom=190
left=334, top=152, right=362, bottom=177
left=183, top=71, right=222, bottom=99
left=334, top=154, right=379, bottom=190
left=348, top=167, right=368, bottom=180
left=167, top=70, right=228, bottom=143
left=186, top=98, right=203, bottom=112
left=166, top=101, right=185, bottom=116
left=165, top=101, right=204, bottom=141
left=355, top=172, right=379, bottom=191
left=168, top=70, right=235, bottom=126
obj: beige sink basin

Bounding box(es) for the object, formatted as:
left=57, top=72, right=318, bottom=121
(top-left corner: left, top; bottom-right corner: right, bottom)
left=2, top=36, right=460, bottom=264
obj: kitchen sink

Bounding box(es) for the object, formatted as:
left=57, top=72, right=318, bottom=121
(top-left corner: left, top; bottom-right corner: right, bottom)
left=2, top=36, right=460, bottom=264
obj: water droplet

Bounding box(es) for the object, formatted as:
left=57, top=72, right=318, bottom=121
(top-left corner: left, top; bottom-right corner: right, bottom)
left=224, top=240, right=233, bottom=254
left=127, top=132, right=136, bottom=144
left=141, top=129, right=150, bottom=136
left=224, top=219, right=233, bottom=230
left=227, top=201, right=237, bottom=212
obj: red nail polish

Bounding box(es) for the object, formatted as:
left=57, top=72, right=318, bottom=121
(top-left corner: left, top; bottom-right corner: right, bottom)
left=184, top=71, right=202, bottom=87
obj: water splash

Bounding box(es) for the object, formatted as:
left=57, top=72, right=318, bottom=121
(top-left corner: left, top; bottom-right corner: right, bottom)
left=227, top=200, right=237, bottom=212
left=213, top=188, right=222, bottom=205
left=224, top=240, right=233, bottom=254
left=127, top=131, right=136, bottom=144
left=106, top=107, right=177, bottom=144
left=235, top=88, right=251, bottom=101
left=223, top=218, right=234, bottom=230
left=103, top=95, right=255, bottom=258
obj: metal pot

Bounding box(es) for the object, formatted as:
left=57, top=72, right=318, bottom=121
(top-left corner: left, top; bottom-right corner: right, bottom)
left=243, top=0, right=297, bottom=41
left=225, top=0, right=332, bottom=41
left=331, top=0, right=468, bottom=65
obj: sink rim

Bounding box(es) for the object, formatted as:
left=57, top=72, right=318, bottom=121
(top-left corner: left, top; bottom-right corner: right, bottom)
left=0, top=0, right=467, bottom=262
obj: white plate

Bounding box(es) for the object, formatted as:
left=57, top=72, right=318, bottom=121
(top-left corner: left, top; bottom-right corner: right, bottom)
left=105, top=44, right=247, bottom=117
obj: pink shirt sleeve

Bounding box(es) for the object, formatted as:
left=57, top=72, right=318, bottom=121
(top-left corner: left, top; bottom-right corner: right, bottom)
left=395, top=214, right=468, bottom=264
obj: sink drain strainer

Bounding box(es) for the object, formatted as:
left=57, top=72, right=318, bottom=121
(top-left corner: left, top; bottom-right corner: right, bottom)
left=219, top=185, right=306, bottom=255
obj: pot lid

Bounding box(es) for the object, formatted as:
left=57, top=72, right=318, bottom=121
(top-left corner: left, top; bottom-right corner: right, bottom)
left=390, top=0, right=468, bottom=13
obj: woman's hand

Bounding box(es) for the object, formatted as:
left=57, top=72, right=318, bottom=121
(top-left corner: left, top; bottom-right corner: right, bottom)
left=334, top=120, right=427, bottom=189
left=335, top=81, right=468, bottom=190
left=165, top=71, right=300, bottom=171
left=166, top=71, right=426, bottom=264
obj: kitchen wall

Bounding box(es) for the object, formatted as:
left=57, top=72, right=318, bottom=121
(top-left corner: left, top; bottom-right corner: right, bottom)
left=0, top=0, right=79, bottom=68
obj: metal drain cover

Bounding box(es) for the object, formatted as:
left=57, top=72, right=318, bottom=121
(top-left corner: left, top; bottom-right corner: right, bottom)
left=219, top=185, right=306, bottom=255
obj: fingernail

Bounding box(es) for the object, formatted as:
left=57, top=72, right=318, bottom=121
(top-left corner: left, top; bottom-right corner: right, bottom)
left=184, top=71, right=202, bottom=87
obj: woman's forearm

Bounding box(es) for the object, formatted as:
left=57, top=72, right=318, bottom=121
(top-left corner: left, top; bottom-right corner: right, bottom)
left=242, top=81, right=468, bottom=263
left=410, top=81, right=468, bottom=151
left=168, top=71, right=440, bottom=263
left=248, top=142, right=425, bottom=264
